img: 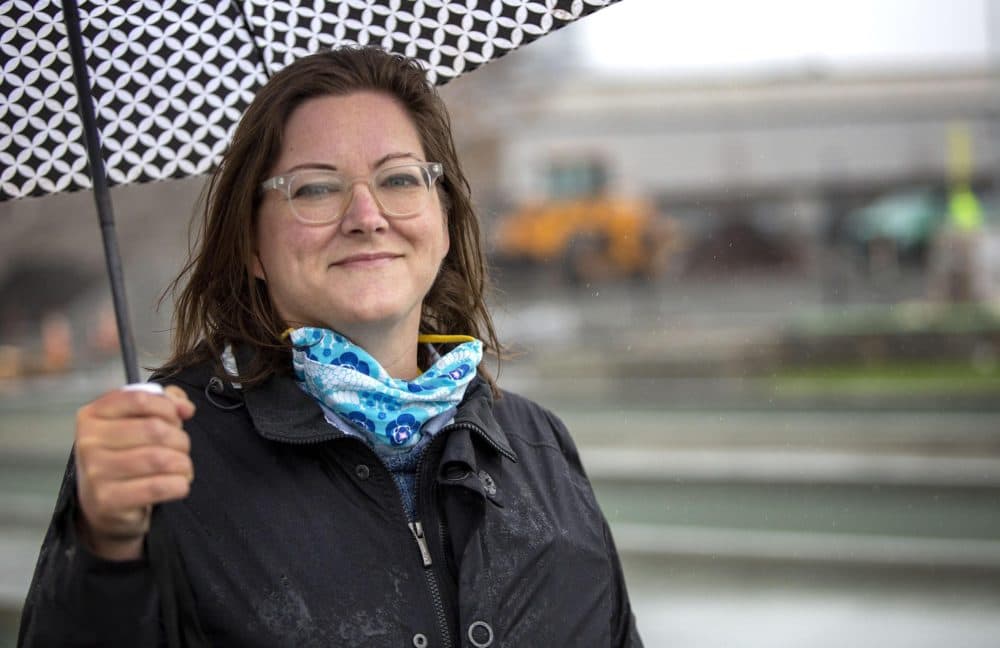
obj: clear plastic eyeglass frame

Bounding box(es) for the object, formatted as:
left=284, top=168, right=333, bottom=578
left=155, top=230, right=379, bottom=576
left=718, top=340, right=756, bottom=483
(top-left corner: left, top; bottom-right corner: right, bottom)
left=260, top=161, right=444, bottom=225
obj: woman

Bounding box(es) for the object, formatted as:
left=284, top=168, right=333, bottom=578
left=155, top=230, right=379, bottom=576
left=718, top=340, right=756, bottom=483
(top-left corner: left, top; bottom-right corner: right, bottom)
left=19, top=47, right=642, bottom=647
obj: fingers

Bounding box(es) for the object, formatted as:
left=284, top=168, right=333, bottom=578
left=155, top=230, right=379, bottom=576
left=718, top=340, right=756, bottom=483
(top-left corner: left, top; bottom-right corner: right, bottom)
left=76, top=415, right=191, bottom=452
left=81, top=445, right=194, bottom=483
left=73, top=385, right=197, bottom=556
left=81, top=385, right=195, bottom=426
left=90, top=474, right=192, bottom=513
left=76, top=386, right=195, bottom=450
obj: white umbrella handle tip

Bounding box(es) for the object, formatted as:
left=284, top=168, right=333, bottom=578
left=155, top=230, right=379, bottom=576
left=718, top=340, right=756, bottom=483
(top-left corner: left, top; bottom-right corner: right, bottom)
left=121, top=383, right=165, bottom=396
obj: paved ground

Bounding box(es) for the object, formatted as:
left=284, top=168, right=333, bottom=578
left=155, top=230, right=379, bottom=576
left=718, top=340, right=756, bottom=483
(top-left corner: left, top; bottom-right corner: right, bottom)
left=626, top=557, right=1000, bottom=648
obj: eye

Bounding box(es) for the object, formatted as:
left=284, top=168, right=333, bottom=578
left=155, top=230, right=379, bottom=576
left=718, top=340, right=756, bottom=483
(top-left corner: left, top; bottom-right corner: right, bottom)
left=379, top=169, right=423, bottom=190
left=292, top=177, right=343, bottom=200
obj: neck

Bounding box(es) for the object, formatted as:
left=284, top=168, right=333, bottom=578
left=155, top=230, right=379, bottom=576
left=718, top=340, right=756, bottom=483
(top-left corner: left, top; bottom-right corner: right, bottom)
left=336, top=321, right=421, bottom=380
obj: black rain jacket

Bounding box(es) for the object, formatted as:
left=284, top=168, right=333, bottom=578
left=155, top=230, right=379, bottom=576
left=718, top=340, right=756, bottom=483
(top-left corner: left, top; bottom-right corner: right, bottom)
left=18, top=357, right=643, bottom=647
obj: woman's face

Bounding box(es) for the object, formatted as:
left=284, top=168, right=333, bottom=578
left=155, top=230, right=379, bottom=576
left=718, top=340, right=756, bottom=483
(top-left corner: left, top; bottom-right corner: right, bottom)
left=253, top=91, right=449, bottom=339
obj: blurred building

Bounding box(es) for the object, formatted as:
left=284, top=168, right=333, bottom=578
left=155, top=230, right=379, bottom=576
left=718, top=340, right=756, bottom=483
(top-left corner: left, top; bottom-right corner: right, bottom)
left=444, top=60, right=1000, bottom=272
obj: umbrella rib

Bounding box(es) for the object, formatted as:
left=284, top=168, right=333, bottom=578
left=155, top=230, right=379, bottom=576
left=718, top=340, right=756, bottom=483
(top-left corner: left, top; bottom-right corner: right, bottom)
left=233, top=1, right=271, bottom=80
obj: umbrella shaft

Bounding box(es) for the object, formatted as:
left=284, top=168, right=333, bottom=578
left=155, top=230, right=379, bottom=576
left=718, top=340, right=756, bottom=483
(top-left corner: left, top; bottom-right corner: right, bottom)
left=63, top=0, right=141, bottom=383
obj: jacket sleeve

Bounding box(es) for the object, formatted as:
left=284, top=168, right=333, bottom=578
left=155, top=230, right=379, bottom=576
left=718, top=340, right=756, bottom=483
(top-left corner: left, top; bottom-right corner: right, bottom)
left=17, top=452, right=162, bottom=648
left=603, top=520, right=644, bottom=648
left=543, top=409, right=644, bottom=648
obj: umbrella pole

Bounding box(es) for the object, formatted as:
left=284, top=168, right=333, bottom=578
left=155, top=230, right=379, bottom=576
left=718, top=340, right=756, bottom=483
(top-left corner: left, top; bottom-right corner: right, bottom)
left=62, top=0, right=140, bottom=384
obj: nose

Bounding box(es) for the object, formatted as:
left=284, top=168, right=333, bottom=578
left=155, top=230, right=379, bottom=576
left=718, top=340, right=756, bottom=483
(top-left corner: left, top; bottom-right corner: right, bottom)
left=339, top=181, right=388, bottom=234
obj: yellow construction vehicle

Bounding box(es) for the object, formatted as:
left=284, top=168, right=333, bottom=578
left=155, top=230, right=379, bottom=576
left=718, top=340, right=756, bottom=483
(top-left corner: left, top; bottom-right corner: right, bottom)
left=490, top=158, right=677, bottom=283
left=491, top=195, right=676, bottom=283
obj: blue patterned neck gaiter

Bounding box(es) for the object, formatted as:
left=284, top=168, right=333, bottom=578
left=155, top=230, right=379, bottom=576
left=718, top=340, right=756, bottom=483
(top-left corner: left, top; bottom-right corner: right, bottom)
left=288, top=327, right=483, bottom=449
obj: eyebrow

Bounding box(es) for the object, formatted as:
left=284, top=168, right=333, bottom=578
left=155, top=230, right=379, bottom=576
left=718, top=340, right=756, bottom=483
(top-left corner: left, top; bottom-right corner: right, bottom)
left=282, top=152, right=423, bottom=175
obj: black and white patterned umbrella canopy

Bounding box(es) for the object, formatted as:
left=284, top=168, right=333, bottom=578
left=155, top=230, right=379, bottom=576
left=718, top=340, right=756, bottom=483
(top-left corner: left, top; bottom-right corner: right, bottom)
left=1, top=0, right=619, bottom=201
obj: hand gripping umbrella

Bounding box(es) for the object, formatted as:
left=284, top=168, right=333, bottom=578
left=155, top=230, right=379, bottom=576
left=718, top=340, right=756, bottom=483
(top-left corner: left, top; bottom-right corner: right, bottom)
left=5, top=2, right=622, bottom=646
left=1, top=0, right=620, bottom=383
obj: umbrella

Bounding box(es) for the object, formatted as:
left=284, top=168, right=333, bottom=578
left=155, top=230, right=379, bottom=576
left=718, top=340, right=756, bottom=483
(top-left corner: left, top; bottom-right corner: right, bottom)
left=1, top=0, right=621, bottom=382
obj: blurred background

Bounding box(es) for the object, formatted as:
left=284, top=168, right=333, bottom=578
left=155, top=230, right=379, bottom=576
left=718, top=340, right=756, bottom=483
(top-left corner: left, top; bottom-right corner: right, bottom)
left=2, top=0, right=1000, bottom=645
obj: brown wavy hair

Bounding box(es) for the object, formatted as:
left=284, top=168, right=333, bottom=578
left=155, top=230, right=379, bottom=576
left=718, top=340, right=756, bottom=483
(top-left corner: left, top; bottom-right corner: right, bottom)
left=158, top=47, right=501, bottom=392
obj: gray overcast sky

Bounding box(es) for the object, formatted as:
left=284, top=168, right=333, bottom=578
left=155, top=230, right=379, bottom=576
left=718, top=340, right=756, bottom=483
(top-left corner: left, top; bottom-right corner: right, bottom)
left=579, top=0, right=994, bottom=72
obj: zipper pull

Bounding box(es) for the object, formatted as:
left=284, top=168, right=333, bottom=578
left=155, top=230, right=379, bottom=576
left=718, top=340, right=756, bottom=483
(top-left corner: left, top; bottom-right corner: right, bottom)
left=408, top=521, right=433, bottom=567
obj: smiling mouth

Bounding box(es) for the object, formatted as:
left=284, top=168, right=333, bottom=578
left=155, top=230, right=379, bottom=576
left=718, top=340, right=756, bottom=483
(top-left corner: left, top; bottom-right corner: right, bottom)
left=331, top=252, right=401, bottom=267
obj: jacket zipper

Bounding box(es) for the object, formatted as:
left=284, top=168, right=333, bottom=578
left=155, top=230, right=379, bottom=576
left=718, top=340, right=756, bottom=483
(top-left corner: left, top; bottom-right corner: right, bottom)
left=408, top=521, right=432, bottom=567
left=419, top=546, right=451, bottom=648
left=413, top=434, right=454, bottom=648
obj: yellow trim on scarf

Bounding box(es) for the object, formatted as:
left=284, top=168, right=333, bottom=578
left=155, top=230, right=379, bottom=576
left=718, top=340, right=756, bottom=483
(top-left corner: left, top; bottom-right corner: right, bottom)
left=418, top=334, right=476, bottom=344
left=281, top=328, right=473, bottom=345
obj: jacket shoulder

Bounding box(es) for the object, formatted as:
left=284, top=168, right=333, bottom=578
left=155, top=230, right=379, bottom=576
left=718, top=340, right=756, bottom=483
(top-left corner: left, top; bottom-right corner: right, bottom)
left=492, top=389, right=581, bottom=461
left=492, top=389, right=558, bottom=433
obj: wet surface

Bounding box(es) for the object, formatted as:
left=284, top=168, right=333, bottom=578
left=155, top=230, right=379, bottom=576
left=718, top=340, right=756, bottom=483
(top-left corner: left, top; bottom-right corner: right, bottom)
left=623, top=556, right=1000, bottom=648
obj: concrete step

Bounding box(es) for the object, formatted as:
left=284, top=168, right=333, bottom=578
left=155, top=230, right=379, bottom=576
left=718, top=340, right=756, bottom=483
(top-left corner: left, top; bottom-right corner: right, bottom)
left=581, top=447, right=1000, bottom=486
left=613, top=522, right=1000, bottom=570
left=561, top=408, right=1000, bottom=451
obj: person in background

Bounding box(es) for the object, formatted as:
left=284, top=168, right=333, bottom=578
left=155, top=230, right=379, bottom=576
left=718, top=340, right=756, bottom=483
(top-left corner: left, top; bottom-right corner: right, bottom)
left=18, top=47, right=642, bottom=647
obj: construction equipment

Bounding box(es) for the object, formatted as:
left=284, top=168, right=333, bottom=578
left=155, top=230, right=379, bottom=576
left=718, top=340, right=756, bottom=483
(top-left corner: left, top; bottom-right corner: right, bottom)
left=491, top=195, right=676, bottom=283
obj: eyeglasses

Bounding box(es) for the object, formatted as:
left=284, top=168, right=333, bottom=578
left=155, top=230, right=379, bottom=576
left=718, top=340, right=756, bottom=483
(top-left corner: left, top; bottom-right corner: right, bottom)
left=260, top=162, right=444, bottom=225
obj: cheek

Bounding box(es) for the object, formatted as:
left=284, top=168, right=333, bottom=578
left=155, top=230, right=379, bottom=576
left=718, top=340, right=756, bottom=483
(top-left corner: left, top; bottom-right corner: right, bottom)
left=257, top=223, right=324, bottom=274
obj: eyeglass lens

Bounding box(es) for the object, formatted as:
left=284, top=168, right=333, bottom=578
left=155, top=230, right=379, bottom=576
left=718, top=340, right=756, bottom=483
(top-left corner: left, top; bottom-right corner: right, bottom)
left=286, top=164, right=433, bottom=222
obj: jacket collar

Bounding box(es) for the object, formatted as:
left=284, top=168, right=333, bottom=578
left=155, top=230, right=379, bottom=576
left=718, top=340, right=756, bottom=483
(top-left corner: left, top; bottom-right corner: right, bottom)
left=177, top=345, right=518, bottom=460
left=244, top=369, right=342, bottom=444
left=444, top=378, right=517, bottom=463
left=233, top=344, right=348, bottom=444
